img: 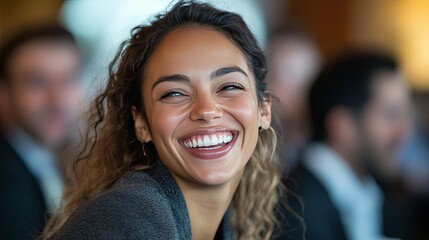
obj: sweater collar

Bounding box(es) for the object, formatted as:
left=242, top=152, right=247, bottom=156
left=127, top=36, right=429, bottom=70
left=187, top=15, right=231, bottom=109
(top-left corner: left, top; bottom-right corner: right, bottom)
left=147, top=161, right=232, bottom=239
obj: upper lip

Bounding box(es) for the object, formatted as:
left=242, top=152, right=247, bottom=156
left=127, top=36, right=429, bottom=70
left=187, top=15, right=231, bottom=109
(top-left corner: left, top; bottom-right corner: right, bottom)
left=178, top=127, right=239, bottom=141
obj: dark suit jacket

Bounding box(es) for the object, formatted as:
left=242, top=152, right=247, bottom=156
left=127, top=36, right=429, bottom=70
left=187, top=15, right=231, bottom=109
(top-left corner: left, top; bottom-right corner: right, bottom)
left=274, top=163, right=347, bottom=240
left=0, top=135, right=47, bottom=240
left=275, top=163, right=419, bottom=240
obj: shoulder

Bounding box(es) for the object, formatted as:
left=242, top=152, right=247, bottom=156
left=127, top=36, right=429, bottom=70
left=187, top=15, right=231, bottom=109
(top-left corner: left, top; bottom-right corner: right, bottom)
left=55, top=171, right=181, bottom=240
left=284, top=163, right=328, bottom=198
left=0, top=135, right=20, bottom=163
left=284, top=163, right=337, bottom=213
left=0, top=135, right=45, bottom=207
left=281, top=164, right=347, bottom=240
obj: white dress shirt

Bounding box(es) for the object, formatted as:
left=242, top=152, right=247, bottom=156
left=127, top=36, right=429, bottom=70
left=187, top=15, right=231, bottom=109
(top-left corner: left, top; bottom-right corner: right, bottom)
left=7, top=129, right=64, bottom=214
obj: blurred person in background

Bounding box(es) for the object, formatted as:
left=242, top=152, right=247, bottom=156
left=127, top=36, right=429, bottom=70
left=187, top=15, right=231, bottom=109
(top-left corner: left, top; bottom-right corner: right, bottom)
left=266, top=26, right=321, bottom=171
left=399, top=92, right=429, bottom=192
left=398, top=127, right=429, bottom=191
left=275, top=51, right=413, bottom=240
left=0, top=26, right=81, bottom=240
left=397, top=91, right=429, bottom=239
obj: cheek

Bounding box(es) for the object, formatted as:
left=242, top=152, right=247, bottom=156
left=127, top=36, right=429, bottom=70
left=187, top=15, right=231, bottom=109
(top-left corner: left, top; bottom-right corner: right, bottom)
left=222, top=95, right=260, bottom=157
left=64, top=85, right=82, bottom=108
left=222, top=95, right=259, bottom=129
left=11, top=88, right=43, bottom=116
left=149, top=105, right=187, bottom=142
left=364, top=114, right=392, bottom=148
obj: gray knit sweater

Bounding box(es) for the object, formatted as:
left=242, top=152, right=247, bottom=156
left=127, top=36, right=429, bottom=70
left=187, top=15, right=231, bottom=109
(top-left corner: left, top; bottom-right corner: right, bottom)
left=53, top=162, right=232, bottom=240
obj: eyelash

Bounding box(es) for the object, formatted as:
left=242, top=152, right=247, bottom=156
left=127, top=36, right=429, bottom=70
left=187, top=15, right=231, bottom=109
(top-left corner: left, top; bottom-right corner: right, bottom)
left=218, top=83, right=245, bottom=92
left=159, top=90, right=186, bottom=100
left=159, top=83, right=245, bottom=100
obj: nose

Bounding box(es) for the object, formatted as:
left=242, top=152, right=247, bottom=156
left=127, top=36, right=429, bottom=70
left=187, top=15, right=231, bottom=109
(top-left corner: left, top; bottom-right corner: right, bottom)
left=46, top=84, right=61, bottom=106
left=190, top=93, right=223, bottom=122
left=47, top=79, right=78, bottom=112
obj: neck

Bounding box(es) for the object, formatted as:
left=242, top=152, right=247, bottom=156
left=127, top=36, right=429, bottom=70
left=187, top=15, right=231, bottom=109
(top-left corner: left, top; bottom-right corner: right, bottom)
left=174, top=172, right=242, bottom=240
left=328, top=142, right=368, bottom=181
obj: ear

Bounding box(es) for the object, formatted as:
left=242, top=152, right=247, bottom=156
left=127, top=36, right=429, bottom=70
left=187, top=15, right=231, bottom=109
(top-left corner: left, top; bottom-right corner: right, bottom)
left=131, top=106, right=152, bottom=143
left=259, top=95, right=272, bottom=130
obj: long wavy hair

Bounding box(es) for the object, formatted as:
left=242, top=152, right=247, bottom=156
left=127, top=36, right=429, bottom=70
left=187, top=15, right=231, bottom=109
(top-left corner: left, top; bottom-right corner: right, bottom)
left=42, top=1, right=283, bottom=239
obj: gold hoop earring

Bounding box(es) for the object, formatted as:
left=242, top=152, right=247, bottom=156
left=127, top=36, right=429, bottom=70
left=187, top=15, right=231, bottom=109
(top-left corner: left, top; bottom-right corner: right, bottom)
left=142, top=143, right=147, bottom=157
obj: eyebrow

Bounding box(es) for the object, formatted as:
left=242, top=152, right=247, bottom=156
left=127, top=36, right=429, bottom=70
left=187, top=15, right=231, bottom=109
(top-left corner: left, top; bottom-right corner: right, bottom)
left=151, top=66, right=248, bottom=90
left=151, top=74, right=189, bottom=90
left=210, top=66, right=248, bottom=79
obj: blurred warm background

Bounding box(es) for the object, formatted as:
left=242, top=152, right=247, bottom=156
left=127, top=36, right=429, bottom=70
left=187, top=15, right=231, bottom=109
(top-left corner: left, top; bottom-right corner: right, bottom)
left=1, top=0, right=429, bottom=239
left=2, top=0, right=429, bottom=89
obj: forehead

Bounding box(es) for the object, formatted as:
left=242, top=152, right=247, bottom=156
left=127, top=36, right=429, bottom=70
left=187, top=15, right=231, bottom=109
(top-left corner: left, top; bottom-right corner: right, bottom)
left=8, top=40, right=79, bottom=76
left=369, top=70, right=408, bottom=104
left=144, top=26, right=251, bottom=82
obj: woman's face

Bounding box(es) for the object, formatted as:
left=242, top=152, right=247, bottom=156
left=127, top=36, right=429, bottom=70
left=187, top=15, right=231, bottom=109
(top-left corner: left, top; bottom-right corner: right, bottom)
left=133, top=26, right=271, bottom=186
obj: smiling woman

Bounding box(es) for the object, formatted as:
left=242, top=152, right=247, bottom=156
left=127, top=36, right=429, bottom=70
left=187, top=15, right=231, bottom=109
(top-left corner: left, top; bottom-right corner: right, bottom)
left=41, top=1, right=282, bottom=240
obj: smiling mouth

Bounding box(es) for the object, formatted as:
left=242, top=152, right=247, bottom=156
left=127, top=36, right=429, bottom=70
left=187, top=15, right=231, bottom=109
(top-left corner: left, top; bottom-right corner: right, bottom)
left=183, top=132, right=233, bottom=148
left=180, top=131, right=238, bottom=159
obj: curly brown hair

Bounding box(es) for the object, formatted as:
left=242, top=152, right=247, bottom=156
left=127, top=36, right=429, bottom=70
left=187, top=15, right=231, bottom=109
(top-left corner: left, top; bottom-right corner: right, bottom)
left=41, top=1, right=283, bottom=239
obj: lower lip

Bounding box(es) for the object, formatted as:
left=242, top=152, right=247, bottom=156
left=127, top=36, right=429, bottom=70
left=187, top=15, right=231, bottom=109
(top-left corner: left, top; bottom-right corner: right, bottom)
left=181, top=134, right=237, bottom=160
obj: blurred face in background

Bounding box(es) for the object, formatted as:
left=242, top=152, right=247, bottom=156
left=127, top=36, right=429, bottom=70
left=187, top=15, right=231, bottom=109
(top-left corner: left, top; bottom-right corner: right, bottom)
left=4, top=40, right=81, bottom=150
left=267, top=37, right=319, bottom=125
left=360, top=71, right=412, bottom=178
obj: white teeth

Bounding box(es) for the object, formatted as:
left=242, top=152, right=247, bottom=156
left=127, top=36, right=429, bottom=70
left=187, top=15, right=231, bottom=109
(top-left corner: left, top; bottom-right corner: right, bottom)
left=203, top=136, right=211, bottom=146
left=183, top=132, right=234, bottom=148
left=197, top=138, right=204, bottom=147
left=211, top=135, right=219, bottom=145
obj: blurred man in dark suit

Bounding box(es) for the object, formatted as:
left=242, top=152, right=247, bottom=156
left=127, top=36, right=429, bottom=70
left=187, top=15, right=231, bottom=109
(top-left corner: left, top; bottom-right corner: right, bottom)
left=275, top=51, right=413, bottom=240
left=0, top=26, right=81, bottom=240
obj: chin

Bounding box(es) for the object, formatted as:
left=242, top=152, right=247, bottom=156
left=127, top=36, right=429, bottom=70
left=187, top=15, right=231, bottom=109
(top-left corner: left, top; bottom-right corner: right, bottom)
left=190, top=164, right=244, bottom=186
